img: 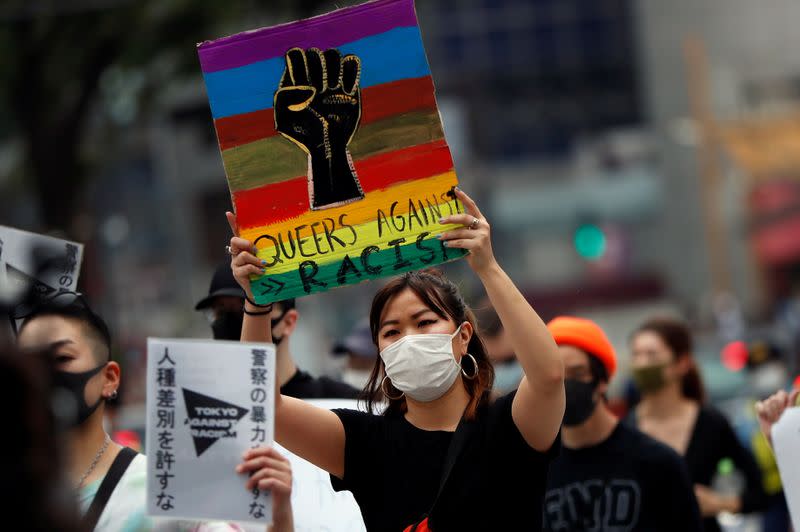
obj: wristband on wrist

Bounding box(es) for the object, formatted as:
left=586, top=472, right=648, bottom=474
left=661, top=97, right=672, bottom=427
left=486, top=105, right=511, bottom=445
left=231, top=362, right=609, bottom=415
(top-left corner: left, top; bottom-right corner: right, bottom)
left=245, top=294, right=273, bottom=308
left=243, top=306, right=273, bottom=316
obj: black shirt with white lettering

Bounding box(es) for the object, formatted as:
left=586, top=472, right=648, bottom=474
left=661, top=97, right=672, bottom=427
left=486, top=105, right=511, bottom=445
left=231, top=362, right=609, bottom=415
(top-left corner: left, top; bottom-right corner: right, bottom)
left=543, top=422, right=702, bottom=532
left=280, top=369, right=360, bottom=399
left=330, top=391, right=558, bottom=531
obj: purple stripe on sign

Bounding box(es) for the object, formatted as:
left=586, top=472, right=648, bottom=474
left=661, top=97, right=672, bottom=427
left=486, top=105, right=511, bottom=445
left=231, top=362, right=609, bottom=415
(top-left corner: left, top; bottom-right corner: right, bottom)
left=197, top=0, right=418, bottom=74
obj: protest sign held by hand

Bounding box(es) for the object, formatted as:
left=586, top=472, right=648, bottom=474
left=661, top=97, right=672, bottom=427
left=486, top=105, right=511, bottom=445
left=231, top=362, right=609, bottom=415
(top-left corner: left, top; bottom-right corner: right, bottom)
left=0, top=225, right=83, bottom=303
left=146, top=338, right=276, bottom=523
left=199, top=0, right=468, bottom=305
left=761, top=388, right=800, bottom=529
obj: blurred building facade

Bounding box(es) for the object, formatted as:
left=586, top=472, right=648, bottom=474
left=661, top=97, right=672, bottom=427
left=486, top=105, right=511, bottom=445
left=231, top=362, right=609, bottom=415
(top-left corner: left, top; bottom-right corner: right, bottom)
left=4, top=0, right=800, bottom=382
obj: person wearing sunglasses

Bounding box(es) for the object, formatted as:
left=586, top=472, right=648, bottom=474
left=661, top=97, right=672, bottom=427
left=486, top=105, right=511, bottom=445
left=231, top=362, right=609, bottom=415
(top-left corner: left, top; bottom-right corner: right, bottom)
left=15, top=294, right=294, bottom=532
left=196, top=261, right=360, bottom=399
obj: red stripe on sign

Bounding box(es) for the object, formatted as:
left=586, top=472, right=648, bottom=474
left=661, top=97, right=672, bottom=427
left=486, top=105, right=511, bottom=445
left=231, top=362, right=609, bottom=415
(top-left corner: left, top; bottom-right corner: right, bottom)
left=233, top=139, right=454, bottom=228
left=215, top=76, right=436, bottom=150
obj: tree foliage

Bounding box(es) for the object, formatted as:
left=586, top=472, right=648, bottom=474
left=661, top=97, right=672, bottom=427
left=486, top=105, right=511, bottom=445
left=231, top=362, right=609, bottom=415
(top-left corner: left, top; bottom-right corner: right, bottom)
left=1, top=0, right=329, bottom=233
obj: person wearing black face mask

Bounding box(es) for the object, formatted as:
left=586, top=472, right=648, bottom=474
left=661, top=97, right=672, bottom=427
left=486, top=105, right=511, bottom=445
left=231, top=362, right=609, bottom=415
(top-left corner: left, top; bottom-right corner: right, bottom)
left=543, top=316, right=702, bottom=532
left=196, top=261, right=359, bottom=399
left=17, top=298, right=294, bottom=532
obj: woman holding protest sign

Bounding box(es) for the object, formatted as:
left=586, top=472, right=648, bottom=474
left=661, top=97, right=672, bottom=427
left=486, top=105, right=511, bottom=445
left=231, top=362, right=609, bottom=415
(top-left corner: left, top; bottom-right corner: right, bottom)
left=228, top=188, right=565, bottom=531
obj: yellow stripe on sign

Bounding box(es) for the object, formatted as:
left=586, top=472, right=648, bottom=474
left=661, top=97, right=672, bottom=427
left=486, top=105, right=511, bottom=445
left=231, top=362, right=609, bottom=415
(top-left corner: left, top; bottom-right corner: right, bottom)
left=254, top=213, right=465, bottom=276
left=239, top=171, right=459, bottom=243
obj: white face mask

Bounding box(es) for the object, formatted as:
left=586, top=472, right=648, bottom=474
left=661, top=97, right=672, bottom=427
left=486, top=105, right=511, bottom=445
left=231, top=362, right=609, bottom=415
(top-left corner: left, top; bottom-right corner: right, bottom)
left=380, top=324, right=464, bottom=402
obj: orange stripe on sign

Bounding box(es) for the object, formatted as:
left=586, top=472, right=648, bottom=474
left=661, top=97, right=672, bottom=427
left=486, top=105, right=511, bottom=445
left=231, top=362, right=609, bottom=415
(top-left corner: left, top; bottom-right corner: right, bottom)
left=233, top=140, right=454, bottom=229
left=214, top=76, right=437, bottom=150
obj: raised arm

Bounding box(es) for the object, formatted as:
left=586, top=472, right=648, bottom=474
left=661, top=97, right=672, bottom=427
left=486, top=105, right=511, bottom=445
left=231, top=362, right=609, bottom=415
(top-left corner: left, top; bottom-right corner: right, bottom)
left=227, top=212, right=346, bottom=478
left=438, top=190, right=564, bottom=451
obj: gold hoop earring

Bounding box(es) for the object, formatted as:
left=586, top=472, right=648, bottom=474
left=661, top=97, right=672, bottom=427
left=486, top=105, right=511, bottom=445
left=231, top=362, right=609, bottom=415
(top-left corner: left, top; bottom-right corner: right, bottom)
left=381, top=376, right=404, bottom=400
left=461, top=353, right=478, bottom=380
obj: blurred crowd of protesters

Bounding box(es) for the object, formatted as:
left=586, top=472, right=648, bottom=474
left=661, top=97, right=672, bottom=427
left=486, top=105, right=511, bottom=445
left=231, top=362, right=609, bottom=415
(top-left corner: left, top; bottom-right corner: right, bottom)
left=2, top=235, right=798, bottom=532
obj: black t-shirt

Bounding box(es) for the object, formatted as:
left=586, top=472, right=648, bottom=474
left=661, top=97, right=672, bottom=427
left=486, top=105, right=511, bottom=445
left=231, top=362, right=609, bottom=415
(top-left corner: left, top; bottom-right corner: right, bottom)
left=280, top=369, right=361, bottom=399
left=627, top=406, right=767, bottom=532
left=543, top=422, right=702, bottom=532
left=330, top=391, right=558, bottom=532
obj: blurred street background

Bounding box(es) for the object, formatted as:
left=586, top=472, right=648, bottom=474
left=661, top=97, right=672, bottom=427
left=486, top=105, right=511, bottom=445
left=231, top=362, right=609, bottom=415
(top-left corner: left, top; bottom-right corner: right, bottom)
left=2, top=2, right=800, bottom=526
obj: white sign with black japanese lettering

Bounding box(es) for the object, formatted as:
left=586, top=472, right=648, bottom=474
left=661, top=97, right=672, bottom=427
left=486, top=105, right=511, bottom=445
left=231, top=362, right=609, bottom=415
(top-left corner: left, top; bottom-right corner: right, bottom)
left=0, top=225, right=83, bottom=301
left=146, top=338, right=276, bottom=523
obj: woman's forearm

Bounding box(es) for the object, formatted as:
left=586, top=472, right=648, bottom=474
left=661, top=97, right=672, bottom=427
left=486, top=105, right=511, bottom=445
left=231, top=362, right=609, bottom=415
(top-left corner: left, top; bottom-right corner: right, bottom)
left=268, top=506, right=294, bottom=532
left=240, top=301, right=272, bottom=343
left=477, top=262, right=563, bottom=387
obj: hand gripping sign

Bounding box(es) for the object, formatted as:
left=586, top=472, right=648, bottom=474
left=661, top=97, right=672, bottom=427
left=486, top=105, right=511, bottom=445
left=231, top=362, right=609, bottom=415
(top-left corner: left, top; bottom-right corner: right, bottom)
left=198, top=0, right=466, bottom=305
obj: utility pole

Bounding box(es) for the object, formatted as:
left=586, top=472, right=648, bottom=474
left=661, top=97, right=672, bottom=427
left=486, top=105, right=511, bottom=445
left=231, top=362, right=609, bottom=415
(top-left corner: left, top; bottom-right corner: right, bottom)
left=684, top=36, right=732, bottom=296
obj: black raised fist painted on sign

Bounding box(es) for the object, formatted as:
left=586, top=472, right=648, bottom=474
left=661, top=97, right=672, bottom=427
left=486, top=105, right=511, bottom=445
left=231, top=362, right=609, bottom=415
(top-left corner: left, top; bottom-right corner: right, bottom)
left=274, top=47, right=365, bottom=210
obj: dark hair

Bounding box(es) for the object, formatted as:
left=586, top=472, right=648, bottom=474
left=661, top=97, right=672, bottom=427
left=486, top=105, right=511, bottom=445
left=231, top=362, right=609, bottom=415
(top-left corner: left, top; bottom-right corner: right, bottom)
left=0, top=343, right=83, bottom=531
left=275, top=298, right=296, bottom=313
left=633, top=317, right=706, bottom=403
left=20, top=301, right=111, bottom=363
left=363, top=269, right=494, bottom=419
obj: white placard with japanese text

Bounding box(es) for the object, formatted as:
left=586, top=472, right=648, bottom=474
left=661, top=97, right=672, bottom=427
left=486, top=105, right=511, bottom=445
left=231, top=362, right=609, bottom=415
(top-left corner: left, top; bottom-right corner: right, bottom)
left=0, top=225, right=83, bottom=300
left=772, top=406, right=800, bottom=529
left=146, top=338, right=276, bottom=523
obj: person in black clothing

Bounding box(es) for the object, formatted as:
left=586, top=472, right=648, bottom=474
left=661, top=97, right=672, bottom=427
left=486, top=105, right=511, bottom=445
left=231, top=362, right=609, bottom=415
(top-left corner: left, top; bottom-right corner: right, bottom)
left=230, top=188, right=565, bottom=531
left=628, top=317, right=767, bottom=532
left=543, top=316, right=702, bottom=531
left=196, top=261, right=359, bottom=399
left=15, top=296, right=289, bottom=531
left=0, top=341, right=83, bottom=532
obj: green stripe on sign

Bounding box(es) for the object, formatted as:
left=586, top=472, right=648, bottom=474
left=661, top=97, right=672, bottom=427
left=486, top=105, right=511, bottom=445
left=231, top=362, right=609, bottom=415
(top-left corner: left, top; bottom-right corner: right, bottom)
left=249, top=236, right=467, bottom=304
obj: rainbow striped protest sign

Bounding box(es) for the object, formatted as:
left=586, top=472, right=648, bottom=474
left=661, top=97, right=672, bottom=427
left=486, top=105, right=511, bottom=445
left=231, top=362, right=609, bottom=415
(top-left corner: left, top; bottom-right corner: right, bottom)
left=198, top=0, right=466, bottom=304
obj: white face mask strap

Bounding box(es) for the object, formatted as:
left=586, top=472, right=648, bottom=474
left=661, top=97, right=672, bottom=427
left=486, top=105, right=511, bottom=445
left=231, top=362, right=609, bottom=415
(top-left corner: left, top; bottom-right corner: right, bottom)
left=451, top=322, right=468, bottom=363
left=450, top=322, right=465, bottom=340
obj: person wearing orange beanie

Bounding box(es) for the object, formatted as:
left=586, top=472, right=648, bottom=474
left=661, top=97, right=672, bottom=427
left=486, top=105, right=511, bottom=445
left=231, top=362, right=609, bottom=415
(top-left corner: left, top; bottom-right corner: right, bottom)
left=543, top=316, right=702, bottom=532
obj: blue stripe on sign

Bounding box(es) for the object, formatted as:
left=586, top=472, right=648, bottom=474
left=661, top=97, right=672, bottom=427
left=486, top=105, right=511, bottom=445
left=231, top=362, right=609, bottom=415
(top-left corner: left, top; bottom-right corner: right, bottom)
left=203, top=26, right=431, bottom=119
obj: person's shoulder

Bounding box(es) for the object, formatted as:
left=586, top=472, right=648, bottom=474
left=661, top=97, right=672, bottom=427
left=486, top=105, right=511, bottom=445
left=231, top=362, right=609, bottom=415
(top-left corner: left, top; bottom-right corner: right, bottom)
left=620, top=424, right=685, bottom=467
left=486, top=389, right=515, bottom=412
left=484, top=390, right=561, bottom=460
left=697, top=404, right=731, bottom=428
left=120, top=452, right=148, bottom=488
left=332, top=406, right=385, bottom=428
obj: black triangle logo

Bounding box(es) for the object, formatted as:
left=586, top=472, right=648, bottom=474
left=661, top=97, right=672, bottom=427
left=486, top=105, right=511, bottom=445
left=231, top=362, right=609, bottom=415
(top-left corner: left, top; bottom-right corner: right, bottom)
left=182, top=388, right=249, bottom=457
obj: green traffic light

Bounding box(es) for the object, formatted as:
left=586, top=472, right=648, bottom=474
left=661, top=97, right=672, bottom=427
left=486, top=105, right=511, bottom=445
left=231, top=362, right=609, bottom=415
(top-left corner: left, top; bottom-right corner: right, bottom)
left=574, top=224, right=607, bottom=260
